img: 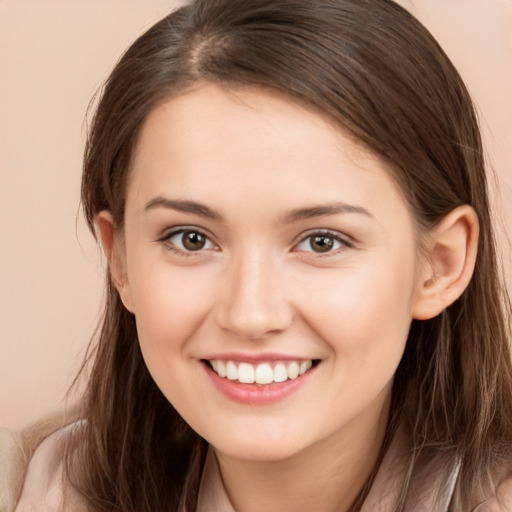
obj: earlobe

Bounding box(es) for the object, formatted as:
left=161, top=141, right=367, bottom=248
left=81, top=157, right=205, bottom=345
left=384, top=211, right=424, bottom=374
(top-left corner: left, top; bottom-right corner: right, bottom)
left=412, top=205, right=479, bottom=320
left=96, top=210, right=135, bottom=313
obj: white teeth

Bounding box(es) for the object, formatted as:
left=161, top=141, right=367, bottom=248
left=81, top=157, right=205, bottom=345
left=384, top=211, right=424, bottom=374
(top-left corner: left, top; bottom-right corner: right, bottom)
left=299, top=361, right=312, bottom=375
left=209, top=359, right=314, bottom=385
left=255, top=363, right=274, bottom=384
left=287, top=362, right=300, bottom=380
left=238, top=363, right=255, bottom=383
left=217, top=360, right=227, bottom=378
left=273, top=363, right=288, bottom=383
left=226, top=361, right=238, bottom=380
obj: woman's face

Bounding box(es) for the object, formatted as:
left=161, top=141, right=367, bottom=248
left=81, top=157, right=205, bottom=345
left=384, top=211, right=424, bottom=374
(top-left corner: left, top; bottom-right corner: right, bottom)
left=114, top=83, right=427, bottom=461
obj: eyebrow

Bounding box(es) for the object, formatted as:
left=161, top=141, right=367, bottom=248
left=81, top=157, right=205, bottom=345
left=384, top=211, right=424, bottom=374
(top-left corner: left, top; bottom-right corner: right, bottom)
left=144, top=197, right=223, bottom=221
left=283, top=202, right=373, bottom=223
left=143, top=196, right=372, bottom=223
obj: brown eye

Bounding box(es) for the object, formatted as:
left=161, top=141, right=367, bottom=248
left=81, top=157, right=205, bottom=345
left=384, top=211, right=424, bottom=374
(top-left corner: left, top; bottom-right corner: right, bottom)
left=182, top=231, right=207, bottom=251
left=309, top=235, right=334, bottom=253
left=295, top=231, right=349, bottom=254
left=162, top=228, right=215, bottom=253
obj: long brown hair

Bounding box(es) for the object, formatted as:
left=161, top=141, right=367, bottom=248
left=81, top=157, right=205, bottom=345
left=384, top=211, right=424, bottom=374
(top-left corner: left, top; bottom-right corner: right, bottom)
left=72, top=0, right=512, bottom=510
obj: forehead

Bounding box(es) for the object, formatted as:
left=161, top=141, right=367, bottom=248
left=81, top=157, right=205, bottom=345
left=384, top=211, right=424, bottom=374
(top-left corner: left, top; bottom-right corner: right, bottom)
left=127, top=83, right=409, bottom=224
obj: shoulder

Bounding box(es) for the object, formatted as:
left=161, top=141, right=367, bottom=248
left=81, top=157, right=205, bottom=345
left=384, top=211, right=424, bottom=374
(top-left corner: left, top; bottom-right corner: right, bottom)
left=0, top=426, right=26, bottom=512
left=0, top=407, right=86, bottom=512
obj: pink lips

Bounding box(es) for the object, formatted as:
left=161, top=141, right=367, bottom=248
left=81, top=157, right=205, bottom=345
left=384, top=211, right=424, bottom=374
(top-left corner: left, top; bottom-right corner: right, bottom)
left=202, top=356, right=317, bottom=405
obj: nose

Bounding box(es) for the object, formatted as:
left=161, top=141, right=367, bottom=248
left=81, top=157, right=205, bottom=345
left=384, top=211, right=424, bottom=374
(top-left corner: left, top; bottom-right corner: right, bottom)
left=215, top=252, right=293, bottom=341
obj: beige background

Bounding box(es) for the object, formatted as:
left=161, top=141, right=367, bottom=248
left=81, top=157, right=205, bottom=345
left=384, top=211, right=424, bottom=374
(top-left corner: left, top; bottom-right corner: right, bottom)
left=0, top=0, right=511, bottom=430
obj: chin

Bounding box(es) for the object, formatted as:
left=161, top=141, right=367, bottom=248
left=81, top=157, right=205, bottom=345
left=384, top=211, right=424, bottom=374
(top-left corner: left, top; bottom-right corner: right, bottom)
left=215, top=442, right=301, bottom=462
left=207, top=427, right=313, bottom=462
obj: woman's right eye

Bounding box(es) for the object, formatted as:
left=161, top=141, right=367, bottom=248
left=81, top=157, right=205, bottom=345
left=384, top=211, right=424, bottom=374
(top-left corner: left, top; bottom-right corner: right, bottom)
left=160, top=229, right=216, bottom=253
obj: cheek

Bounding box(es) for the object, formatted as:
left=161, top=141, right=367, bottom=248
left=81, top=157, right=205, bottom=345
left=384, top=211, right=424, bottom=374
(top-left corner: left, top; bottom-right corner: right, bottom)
left=127, top=261, right=215, bottom=357
left=301, top=254, right=416, bottom=365
left=297, top=262, right=415, bottom=428
left=126, top=263, right=218, bottom=410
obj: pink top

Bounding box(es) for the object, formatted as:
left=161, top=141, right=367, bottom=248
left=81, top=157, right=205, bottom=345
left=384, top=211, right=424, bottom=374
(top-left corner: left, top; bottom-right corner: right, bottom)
left=9, top=421, right=512, bottom=512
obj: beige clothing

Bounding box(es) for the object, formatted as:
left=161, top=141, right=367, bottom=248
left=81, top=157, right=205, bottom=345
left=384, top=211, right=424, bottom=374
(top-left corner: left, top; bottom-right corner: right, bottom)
left=2, top=417, right=512, bottom=512
left=0, top=408, right=85, bottom=512
left=195, top=430, right=461, bottom=512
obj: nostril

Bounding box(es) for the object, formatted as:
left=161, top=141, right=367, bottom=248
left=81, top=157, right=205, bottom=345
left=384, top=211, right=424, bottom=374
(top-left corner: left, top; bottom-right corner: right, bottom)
left=214, top=261, right=294, bottom=340
left=216, top=303, right=293, bottom=341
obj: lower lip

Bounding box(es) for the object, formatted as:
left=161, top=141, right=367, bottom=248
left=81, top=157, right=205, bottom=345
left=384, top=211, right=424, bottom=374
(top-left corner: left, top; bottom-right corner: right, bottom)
left=202, top=361, right=316, bottom=405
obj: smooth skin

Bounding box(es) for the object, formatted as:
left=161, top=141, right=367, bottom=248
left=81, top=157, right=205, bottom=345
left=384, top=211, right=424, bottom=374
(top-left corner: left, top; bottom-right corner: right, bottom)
left=98, top=84, right=478, bottom=512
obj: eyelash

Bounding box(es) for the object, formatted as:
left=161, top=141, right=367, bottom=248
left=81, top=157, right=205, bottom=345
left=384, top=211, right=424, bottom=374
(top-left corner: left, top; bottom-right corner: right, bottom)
left=158, top=227, right=217, bottom=256
left=293, top=230, right=353, bottom=255
left=158, top=228, right=352, bottom=256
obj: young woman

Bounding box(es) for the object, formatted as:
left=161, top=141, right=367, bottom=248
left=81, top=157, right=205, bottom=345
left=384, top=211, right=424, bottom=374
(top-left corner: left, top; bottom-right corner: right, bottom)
left=5, top=0, right=512, bottom=510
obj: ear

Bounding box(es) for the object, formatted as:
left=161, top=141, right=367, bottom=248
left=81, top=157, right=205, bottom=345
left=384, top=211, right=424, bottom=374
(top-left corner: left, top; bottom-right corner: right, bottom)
left=96, top=210, right=135, bottom=313
left=412, top=205, right=479, bottom=320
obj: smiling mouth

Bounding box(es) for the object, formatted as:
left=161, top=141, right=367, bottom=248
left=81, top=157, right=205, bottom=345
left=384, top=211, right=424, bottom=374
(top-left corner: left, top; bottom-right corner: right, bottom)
left=206, top=359, right=315, bottom=385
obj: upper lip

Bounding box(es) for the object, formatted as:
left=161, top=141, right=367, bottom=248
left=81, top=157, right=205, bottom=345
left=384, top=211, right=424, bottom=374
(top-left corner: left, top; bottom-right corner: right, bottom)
left=202, top=352, right=316, bottom=363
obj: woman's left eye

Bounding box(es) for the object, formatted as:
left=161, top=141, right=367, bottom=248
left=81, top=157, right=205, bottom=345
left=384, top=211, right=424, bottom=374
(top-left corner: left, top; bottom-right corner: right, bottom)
left=161, top=229, right=216, bottom=253
left=295, top=232, right=350, bottom=254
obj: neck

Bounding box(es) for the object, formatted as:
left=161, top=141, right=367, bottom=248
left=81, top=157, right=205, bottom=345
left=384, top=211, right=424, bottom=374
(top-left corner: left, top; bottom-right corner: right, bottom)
left=215, top=389, right=391, bottom=512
